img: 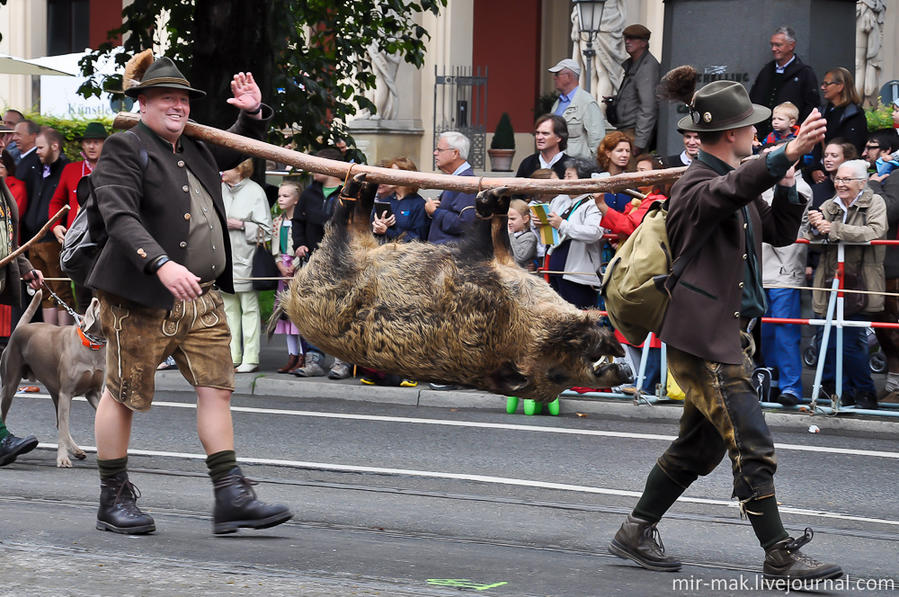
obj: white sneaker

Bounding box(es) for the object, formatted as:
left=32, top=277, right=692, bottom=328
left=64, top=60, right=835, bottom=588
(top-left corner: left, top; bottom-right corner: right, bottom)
left=234, top=363, right=259, bottom=373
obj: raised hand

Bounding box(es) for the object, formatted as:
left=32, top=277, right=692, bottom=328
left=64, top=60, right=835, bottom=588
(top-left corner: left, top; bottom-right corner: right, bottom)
left=226, top=72, right=262, bottom=114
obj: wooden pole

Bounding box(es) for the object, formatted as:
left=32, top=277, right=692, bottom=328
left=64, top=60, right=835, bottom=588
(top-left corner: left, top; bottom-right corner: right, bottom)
left=0, top=205, right=69, bottom=269
left=112, top=112, right=685, bottom=195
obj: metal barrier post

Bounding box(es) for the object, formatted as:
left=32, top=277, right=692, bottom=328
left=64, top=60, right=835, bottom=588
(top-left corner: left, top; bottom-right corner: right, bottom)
left=811, top=276, right=840, bottom=411
left=636, top=333, right=651, bottom=395
left=659, top=342, right=668, bottom=398
left=835, top=242, right=845, bottom=409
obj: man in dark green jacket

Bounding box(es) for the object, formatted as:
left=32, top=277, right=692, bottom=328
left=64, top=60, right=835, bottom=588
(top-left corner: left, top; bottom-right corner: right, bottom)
left=88, top=55, right=291, bottom=536
left=608, top=79, right=843, bottom=583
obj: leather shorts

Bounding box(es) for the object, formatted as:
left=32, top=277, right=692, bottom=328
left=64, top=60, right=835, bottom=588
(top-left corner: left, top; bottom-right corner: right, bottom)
left=98, top=287, right=234, bottom=411
left=657, top=332, right=778, bottom=501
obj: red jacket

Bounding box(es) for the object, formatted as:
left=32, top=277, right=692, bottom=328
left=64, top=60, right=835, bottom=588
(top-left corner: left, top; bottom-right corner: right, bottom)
left=600, top=192, right=666, bottom=238
left=49, top=160, right=93, bottom=228
left=5, top=175, right=27, bottom=216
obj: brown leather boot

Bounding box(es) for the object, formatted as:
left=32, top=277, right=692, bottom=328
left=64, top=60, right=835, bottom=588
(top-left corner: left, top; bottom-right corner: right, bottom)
left=277, top=354, right=300, bottom=374
left=608, top=514, right=681, bottom=571
left=763, top=528, right=842, bottom=581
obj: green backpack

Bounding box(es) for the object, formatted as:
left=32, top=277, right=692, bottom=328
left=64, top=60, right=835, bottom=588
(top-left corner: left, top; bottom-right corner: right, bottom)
left=600, top=200, right=706, bottom=345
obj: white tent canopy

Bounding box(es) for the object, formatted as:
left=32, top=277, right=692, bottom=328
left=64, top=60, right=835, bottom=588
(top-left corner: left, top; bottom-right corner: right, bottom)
left=0, top=53, right=76, bottom=76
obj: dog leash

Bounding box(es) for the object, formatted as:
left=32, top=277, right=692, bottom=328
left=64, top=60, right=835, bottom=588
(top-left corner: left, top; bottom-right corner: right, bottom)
left=39, top=281, right=106, bottom=349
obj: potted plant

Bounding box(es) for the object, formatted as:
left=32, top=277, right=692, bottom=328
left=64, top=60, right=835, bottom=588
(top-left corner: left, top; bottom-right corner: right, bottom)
left=487, top=112, right=516, bottom=171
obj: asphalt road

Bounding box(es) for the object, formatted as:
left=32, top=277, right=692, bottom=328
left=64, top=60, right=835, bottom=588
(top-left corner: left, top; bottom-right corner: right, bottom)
left=1, top=384, right=897, bottom=597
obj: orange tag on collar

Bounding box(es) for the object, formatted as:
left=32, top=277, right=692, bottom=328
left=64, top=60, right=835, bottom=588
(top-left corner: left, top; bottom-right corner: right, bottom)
left=77, top=327, right=104, bottom=350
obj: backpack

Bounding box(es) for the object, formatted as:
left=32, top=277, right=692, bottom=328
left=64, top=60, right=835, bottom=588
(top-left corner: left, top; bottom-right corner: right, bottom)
left=600, top=200, right=708, bottom=345
left=60, top=130, right=148, bottom=286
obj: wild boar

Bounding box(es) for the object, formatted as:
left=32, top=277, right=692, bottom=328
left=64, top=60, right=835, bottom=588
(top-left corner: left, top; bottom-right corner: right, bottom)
left=281, top=177, right=629, bottom=402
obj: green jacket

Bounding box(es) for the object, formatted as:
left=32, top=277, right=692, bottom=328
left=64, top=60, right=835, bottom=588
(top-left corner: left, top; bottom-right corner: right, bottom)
left=88, top=108, right=270, bottom=308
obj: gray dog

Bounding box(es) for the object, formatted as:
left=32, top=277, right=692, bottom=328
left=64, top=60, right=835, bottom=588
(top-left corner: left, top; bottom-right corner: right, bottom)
left=0, top=290, right=105, bottom=467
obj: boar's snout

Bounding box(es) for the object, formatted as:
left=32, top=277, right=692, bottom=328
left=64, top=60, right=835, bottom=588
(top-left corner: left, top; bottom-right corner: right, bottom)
left=592, top=359, right=633, bottom=388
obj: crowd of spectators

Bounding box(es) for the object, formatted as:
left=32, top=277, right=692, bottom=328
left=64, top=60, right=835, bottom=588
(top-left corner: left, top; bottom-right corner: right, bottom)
left=4, top=22, right=899, bottom=408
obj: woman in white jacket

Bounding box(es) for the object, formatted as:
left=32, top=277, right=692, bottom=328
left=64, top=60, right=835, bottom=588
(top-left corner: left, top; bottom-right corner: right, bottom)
left=545, top=158, right=605, bottom=308
left=221, top=159, right=273, bottom=373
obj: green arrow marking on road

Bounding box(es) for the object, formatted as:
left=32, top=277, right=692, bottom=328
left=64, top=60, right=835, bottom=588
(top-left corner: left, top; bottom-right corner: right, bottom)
left=427, top=578, right=509, bottom=591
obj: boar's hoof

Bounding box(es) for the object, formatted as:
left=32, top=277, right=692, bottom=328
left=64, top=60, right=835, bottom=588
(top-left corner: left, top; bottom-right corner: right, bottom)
left=475, top=186, right=511, bottom=219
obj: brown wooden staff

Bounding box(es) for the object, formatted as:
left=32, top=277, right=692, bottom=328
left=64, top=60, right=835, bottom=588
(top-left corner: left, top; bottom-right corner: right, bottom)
left=112, top=112, right=685, bottom=195
left=0, top=205, right=70, bottom=269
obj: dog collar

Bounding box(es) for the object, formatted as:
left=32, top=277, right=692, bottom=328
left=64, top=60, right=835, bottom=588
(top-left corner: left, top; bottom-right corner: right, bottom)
left=77, top=327, right=106, bottom=350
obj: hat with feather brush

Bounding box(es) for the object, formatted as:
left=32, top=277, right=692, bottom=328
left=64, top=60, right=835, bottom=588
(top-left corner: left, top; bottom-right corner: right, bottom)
left=658, top=65, right=768, bottom=133
left=121, top=49, right=205, bottom=99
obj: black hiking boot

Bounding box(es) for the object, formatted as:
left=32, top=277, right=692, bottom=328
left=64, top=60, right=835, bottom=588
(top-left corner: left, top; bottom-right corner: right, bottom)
left=96, top=472, right=156, bottom=534
left=608, top=515, right=682, bottom=571
left=0, top=433, right=39, bottom=467
left=763, top=528, right=843, bottom=582
left=212, top=466, right=293, bottom=535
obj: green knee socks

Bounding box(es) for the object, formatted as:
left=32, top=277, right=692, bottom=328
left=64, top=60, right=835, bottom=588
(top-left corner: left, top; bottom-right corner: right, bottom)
left=745, top=495, right=789, bottom=549
left=632, top=464, right=687, bottom=524
left=97, top=456, right=128, bottom=479
left=206, top=450, right=237, bottom=482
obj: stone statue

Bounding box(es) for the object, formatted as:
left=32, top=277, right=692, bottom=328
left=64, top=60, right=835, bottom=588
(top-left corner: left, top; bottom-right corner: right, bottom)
left=856, top=0, right=886, bottom=105
left=570, top=0, right=627, bottom=104
left=355, top=42, right=401, bottom=121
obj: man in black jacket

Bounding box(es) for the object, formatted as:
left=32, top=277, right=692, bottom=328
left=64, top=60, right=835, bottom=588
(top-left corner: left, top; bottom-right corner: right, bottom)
left=749, top=26, right=820, bottom=139
left=23, top=127, right=71, bottom=325
left=89, top=55, right=291, bottom=536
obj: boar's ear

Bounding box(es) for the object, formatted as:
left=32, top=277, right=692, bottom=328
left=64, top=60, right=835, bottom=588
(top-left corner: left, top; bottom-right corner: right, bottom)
left=490, top=361, right=529, bottom=394
left=588, top=324, right=625, bottom=357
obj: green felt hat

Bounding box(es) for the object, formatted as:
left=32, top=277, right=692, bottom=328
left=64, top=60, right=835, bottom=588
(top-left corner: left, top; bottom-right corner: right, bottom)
left=677, top=81, right=770, bottom=133
left=78, top=122, right=108, bottom=140
left=124, top=57, right=206, bottom=99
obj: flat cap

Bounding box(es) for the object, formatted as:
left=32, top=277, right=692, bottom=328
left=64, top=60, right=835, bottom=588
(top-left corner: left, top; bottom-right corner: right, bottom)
left=623, top=24, right=651, bottom=40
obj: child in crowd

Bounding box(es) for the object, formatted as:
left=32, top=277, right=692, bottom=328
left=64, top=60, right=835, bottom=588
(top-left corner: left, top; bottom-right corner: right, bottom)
left=527, top=168, right=558, bottom=261
left=272, top=181, right=305, bottom=374
left=761, top=101, right=799, bottom=147
left=507, top=199, right=537, bottom=270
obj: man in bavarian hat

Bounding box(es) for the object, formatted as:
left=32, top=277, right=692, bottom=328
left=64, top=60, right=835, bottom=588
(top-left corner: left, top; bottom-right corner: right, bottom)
left=50, top=121, right=108, bottom=313
left=87, top=54, right=292, bottom=535
left=608, top=80, right=844, bottom=582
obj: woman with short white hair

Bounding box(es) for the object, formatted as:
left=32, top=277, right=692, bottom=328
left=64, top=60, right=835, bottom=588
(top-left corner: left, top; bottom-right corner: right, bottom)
left=806, top=159, right=887, bottom=409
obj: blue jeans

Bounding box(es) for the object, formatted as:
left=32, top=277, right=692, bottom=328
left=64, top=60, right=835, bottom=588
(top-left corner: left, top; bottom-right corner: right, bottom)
left=821, top=314, right=876, bottom=397
left=761, top=288, right=802, bottom=398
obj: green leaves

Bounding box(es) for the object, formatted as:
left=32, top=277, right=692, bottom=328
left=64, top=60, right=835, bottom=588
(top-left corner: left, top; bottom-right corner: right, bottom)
left=75, top=0, right=446, bottom=150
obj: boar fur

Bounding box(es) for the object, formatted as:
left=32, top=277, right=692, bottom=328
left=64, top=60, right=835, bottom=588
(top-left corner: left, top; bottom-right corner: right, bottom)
left=281, top=176, right=629, bottom=402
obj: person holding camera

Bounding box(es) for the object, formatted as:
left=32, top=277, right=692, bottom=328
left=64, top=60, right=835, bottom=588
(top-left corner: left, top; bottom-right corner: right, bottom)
left=371, top=157, right=428, bottom=242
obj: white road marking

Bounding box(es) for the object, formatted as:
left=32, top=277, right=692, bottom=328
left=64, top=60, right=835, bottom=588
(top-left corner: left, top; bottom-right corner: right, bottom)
left=35, top=441, right=899, bottom=528
left=21, top=393, right=899, bottom=460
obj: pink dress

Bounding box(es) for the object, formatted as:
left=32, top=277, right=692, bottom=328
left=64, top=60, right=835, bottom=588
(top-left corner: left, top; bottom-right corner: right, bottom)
left=273, top=217, right=301, bottom=335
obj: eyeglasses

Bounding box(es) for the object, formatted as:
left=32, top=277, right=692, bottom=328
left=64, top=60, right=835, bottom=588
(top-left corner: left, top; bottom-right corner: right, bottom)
left=865, top=145, right=881, bottom=150
left=434, top=147, right=455, bottom=153
left=833, top=177, right=865, bottom=184
left=821, top=81, right=840, bottom=87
